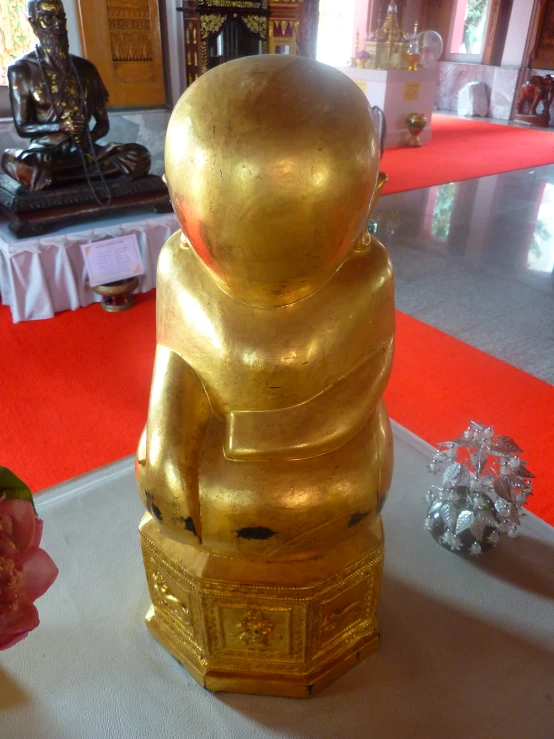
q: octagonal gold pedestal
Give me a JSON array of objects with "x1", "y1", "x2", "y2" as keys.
[{"x1": 140, "y1": 513, "x2": 384, "y2": 698}]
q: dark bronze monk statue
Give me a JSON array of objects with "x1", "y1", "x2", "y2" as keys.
[{"x1": 2, "y1": 0, "x2": 151, "y2": 191}]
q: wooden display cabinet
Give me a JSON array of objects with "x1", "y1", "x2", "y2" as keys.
[{"x1": 178, "y1": 0, "x2": 304, "y2": 87}]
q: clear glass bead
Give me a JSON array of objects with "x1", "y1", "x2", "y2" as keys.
[{"x1": 469, "y1": 542, "x2": 482, "y2": 556}]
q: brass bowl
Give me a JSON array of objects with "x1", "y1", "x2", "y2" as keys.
[
  {"x1": 405, "y1": 112, "x2": 427, "y2": 147},
  {"x1": 91, "y1": 277, "x2": 140, "y2": 312}
]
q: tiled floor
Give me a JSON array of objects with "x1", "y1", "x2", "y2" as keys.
[
  {"x1": 374, "y1": 164, "x2": 554, "y2": 384},
  {"x1": 438, "y1": 110, "x2": 554, "y2": 132}
]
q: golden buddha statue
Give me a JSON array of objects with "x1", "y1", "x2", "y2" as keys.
[{"x1": 136, "y1": 54, "x2": 395, "y2": 697}]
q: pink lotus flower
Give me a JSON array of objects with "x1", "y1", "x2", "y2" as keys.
[{"x1": 0, "y1": 497, "x2": 58, "y2": 650}]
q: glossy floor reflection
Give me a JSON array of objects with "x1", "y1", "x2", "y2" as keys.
[{"x1": 374, "y1": 164, "x2": 554, "y2": 385}]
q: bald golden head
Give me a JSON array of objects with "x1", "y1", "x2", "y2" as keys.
[{"x1": 165, "y1": 55, "x2": 379, "y2": 307}]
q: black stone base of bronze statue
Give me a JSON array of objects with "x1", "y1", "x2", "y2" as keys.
[
  {"x1": 513, "y1": 112, "x2": 550, "y2": 127},
  {"x1": 0, "y1": 174, "x2": 172, "y2": 238}
]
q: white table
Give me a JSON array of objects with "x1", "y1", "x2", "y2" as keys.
[
  {"x1": 2, "y1": 423, "x2": 553, "y2": 738},
  {"x1": 337, "y1": 68, "x2": 439, "y2": 147},
  {"x1": 0, "y1": 210, "x2": 179, "y2": 322}
]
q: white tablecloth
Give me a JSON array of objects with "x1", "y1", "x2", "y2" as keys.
[
  {"x1": 2, "y1": 423, "x2": 553, "y2": 738},
  {"x1": 0, "y1": 210, "x2": 179, "y2": 322}
]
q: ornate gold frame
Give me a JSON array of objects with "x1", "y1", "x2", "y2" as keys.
[{"x1": 199, "y1": 14, "x2": 269, "y2": 74}]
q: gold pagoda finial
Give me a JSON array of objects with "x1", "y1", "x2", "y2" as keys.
[
  {"x1": 365, "y1": 0, "x2": 412, "y2": 69},
  {"x1": 380, "y1": 1, "x2": 404, "y2": 42}
]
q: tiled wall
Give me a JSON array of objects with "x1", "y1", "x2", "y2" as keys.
[
  {"x1": 435, "y1": 62, "x2": 520, "y2": 120},
  {"x1": 435, "y1": 62, "x2": 554, "y2": 124}
]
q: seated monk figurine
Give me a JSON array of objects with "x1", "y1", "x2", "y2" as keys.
[
  {"x1": 2, "y1": 0, "x2": 151, "y2": 191},
  {"x1": 136, "y1": 55, "x2": 394, "y2": 696}
]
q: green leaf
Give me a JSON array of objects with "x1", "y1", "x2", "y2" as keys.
[{"x1": 0, "y1": 467, "x2": 37, "y2": 516}]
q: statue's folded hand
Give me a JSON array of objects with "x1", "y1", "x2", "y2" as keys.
[
  {"x1": 137, "y1": 442, "x2": 204, "y2": 540},
  {"x1": 59, "y1": 118, "x2": 86, "y2": 135}
]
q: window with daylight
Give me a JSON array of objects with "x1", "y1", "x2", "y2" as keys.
[
  {"x1": 0, "y1": 1, "x2": 36, "y2": 86},
  {"x1": 316, "y1": 0, "x2": 356, "y2": 68},
  {"x1": 446, "y1": 0, "x2": 494, "y2": 62}
]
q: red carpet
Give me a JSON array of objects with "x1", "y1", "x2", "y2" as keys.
[
  {"x1": 1, "y1": 298, "x2": 552, "y2": 526},
  {"x1": 382, "y1": 114, "x2": 554, "y2": 195}
]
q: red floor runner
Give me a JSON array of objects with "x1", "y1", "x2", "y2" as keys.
[
  {"x1": 383, "y1": 115, "x2": 554, "y2": 195},
  {"x1": 1, "y1": 298, "x2": 552, "y2": 526},
  {"x1": 387, "y1": 313, "x2": 554, "y2": 526}
]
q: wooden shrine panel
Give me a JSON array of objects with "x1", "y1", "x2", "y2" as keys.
[
  {"x1": 180, "y1": 0, "x2": 311, "y2": 88},
  {"x1": 76, "y1": 0, "x2": 166, "y2": 107},
  {"x1": 533, "y1": 0, "x2": 554, "y2": 69},
  {"x1": 179, "y1": 0, "x2": 269, "y2": 86},
  {"x1": 295, "y1": 0, "x2": 319, "y2": 58},
  {"x1": 481, "y1": 0, "x2": 513, "y2": 67},
  {"x1": 268, "y1": 1, "x2": 304, "y2": 55},
  {"x1": 419, "y1": 0, "x2": 455, "y2": 50}
]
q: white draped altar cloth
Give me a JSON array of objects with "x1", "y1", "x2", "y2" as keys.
[
  {"x1": 2, "y1": 424, "x2": 553, "y2": 739},
  {"x1": 0, "y1": 210, "x2": 179, "y2": 323}
]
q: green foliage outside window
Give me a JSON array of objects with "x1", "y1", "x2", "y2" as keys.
[
  {"x1": 462, "y1": 0, "x2": 490, "y2": 54},
  {"x1": 0, "y1": 1, "x2": 36, "y2": 85}
]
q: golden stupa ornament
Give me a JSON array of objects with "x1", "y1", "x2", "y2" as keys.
[
  {"x1": 136, "y1": 55, "x2": 395, "y2": 698},
  {"x1": 364, "y1": 1, "x2": 410, "y2": 69}
]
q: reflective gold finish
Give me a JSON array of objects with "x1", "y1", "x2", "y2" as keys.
[
  {"x1": 406, "y1": 112, "x2": 427, "y2": 147},
  {"x1": 136, "y1": 55, "x2": 395, "y2": 697},
  {"x1": 140, "y1": 513, "x2": 384, "y2": 697}
]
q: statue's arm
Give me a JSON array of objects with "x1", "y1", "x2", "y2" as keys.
[
  {"x1": 137, "y1": 345, "x2": 212, "y2": 540},
  {"x1": 225, "y1": 335, "x2": 394, "y2": 461},
  {"x1": 86, "y1": 62, "x2": 110, "y2": 141},
  {"x1": 89, "y1": 105, "x2": 109, "y2": 142},
  {"x1": 8, "y1": 65, "x2": 60, "y2": 138}
]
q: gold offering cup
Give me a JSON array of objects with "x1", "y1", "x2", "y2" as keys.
[
  {"x1": 405, "y1": 53, "x2": 422, "y2": 71},
  {"x1": 405, "y1": 113, "x2": 427, "y2": 147}
]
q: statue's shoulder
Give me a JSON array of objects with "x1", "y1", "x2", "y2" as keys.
[
  {"x1": 158, "y1": 231, "x2": 191, "y2": 285},
  {"x1": 343, "y1": 237, "x2": 392, "y2": 284},
  {"x1": 368, "y1": 237, "x2": 393, "y2": 274},
  {"x1": 331, "y1": 238, "x2": 393, "y2": 318},
  {"x1": 8, "y1": 52, "x2": 37, "y2": 73},
  {"x1": 70, "y1": 55, "x2": 109, "y2": 104},
  {"x1": 70, "y1": 54, "x2": 101, "y2": 77}
]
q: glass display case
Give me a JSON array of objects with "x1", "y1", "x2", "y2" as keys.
[
  {"x1": 179, "y1": 0, "x2": 269, "y2": 86},
  {"x1": 178, "y1": 0, "x2": 304, "y2": 86}
]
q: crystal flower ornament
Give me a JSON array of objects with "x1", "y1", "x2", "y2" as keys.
[{"x1": 424, "y1": 422, "x2": 534, "y2": 555}]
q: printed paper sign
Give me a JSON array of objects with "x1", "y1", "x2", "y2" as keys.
[
  {"x1": 81, "y1": 234, "x2": 144, "y2": 287},
  {"x1": 354, "y1": 80, "x2": 368, "y2": 94},
  {"x1": 403, "y1": 82, "x2": 420, "y2": 101}
]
